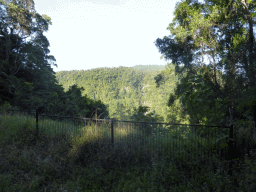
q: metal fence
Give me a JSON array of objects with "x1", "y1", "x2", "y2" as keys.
[
  {"x1": 3, "y1": 110, "x2": 234, "y2": 162},
  {"x1": 4, "y1": 109, "x2": 246, "y2": 175},
  {"x1": 114, "y1": 120, "x2": 234, "y2": 164},
  {"x1": 3, "y1": 109, "x2": 256, "y2": 178}
]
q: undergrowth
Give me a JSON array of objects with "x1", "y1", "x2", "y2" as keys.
[{"x1": 0, "y1": 112, "x2": 256, "y2": 191}]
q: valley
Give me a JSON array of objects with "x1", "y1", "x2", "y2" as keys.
[{"x1": 55, "y1": 65, "x2": 184, "y2": 122}]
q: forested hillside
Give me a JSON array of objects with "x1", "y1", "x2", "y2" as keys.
[
  {"x1": 154, "y1": 0, "x2": 256, "y2": 126},
  {"x1": 0, "y1": 0, "x2": 108, "y2": 118},
  {"x1": 131, "y1": 65, "x2": 165, "y2": 72},
  {"x1": 1, "y1": 0, "x2": 256, "y2": 126},
  {"x1": 56, "y1": 65, "x2": 186, "y2": 122},
  {"x1": 1, "y1": 1, "x2": 256, "y2": 190}
]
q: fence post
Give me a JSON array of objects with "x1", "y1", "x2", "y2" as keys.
[
  {"x1": 36, "y1": 109, "x2": 39, "y2": 140},
  {"x1": 111, "y1": 118, "x2": 115, "y2": 147}
]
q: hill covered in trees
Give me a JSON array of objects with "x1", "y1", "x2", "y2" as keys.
[
  {"x1": 55, "y1": 65, "x2": 187, "y2": 122},
  {"x1": 0, "y1": 0, "x2": 108, "y2": 118},
  {"x1": 2, "y1": 0, "x2": 256, "y2": 126},
  {"x1": 131, "y1": 64, "x2": 165, "y2": 72},
  {"x1": 1, "y1": 1, "x2": 256, "y2": 191}
]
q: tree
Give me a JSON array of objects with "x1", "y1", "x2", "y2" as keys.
[
  {"x1": 0, "y1": 0, "x2": 57, "y2": 110},
  {"x1": 0, "y1": 0, "x2": 110, "y2": 119},
  {"x1": 131, "y1": 105, "x2": 163, "y2": 122},
  {"x1": 155, "y1": 0, "x2": 256, "y2": 124}
]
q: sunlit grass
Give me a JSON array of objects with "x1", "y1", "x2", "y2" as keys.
[
  {"x1": 1, "y1": 112, "x2": 256, "y2": 191},
  {"x1": 0, "y1": 112, "x2": 230, "y2": 165}
]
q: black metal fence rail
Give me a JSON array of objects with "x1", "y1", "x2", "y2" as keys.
[
  {"x1": 117, "y1": 120, "x2": 232, "y2": 158},
  {"x1": 3, "y1": 110, "x2": 235, "y2": 164}
]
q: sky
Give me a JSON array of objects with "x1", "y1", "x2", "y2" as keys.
[{"x1": 33, "y1": 0, "x2": 179, "y2": 72}]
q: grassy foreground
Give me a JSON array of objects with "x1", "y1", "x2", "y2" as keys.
[{"x1": 0, "y1": 112, "x2": 256, "y2": 191}]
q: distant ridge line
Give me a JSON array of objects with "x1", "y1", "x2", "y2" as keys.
[{"x1": 56, "y1": 64, "x2": 166, "y2": 73}]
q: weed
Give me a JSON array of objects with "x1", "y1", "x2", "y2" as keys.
[{"x1": 0, "y1": 112, "x2": 256, "y2": 191}]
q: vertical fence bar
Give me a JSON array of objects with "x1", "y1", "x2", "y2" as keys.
[
  {"x1": 12, "y1": 110, "x2": 244, "y2": 174},
  {"x1": 111, "y1": 118, "x2": 114, "y2": 147}
]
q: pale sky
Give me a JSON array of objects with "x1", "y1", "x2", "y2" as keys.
[{"x1": 33, "y1": 0, "x2": 179, "y2": 72}]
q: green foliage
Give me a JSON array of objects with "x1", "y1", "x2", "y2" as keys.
[
  {"x1": 0, "y1": 0, "x2": 108, "y2": 118},
  {"x1": 56, "y1": 67, "x2": 143, "y2": 119},
  {"x1": 57, "y1": 84, "x2": 108, "y2": 117},
  {"x1": 1, "y1": 113, "x2": 256, "y2": 191},
  {"x1": 131, "y1": 64, "x2": 165, "y2": 72},
  {"x1": 130, "y1": 105, "x2": 163, "y2": 122},
  {"x1": 56, "y1": 65, "x2": 180, "y2": 122},
  {"x1": 155, "y1": 0, "x2": 256, "y2": 125},
  {"x1": 0, "y1": 0, "x2": 54, "y2": 109},
  {"x1": 170, "y1": 65, "x2": 227, "y2": 125}
]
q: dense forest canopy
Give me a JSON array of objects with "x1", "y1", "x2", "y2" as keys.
[
  {"x1": 55, "y1": 65, "x2": 184, "y2": 122},
  {"x1": 131, "y1": 65, "x2": 165, "y2": 72},
  {"x1": 1, "y1": 0, "x2": 256, "y2": 127},
  {"x1": 0, "y1": 0, "x2": 108, "y2": 118},
  {"x1": 155, "y1": 0, "x2": 256, "y2": 125}
]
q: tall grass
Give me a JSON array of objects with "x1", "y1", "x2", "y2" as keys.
[
  {"x1": 0, "y1": 112, "x2": 232, "y2": 171},
  {"x1": 3, "y1": 113, "x2": 229, "y2": 170},
  {"x1": 1, "y1": 112, "x2": 256, "y2": 191}
]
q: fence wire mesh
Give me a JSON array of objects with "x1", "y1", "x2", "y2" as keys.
[
  {"x1": 113, "y1": 120, "x2": 230, "y2": 164},
  {"x1": 2, "y1": 110, "x2": 232, "y2": 170}
]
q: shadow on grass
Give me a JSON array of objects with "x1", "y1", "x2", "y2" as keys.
[{"x1": 1, "y1": 113, "x2": 256, "y2": 191}]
